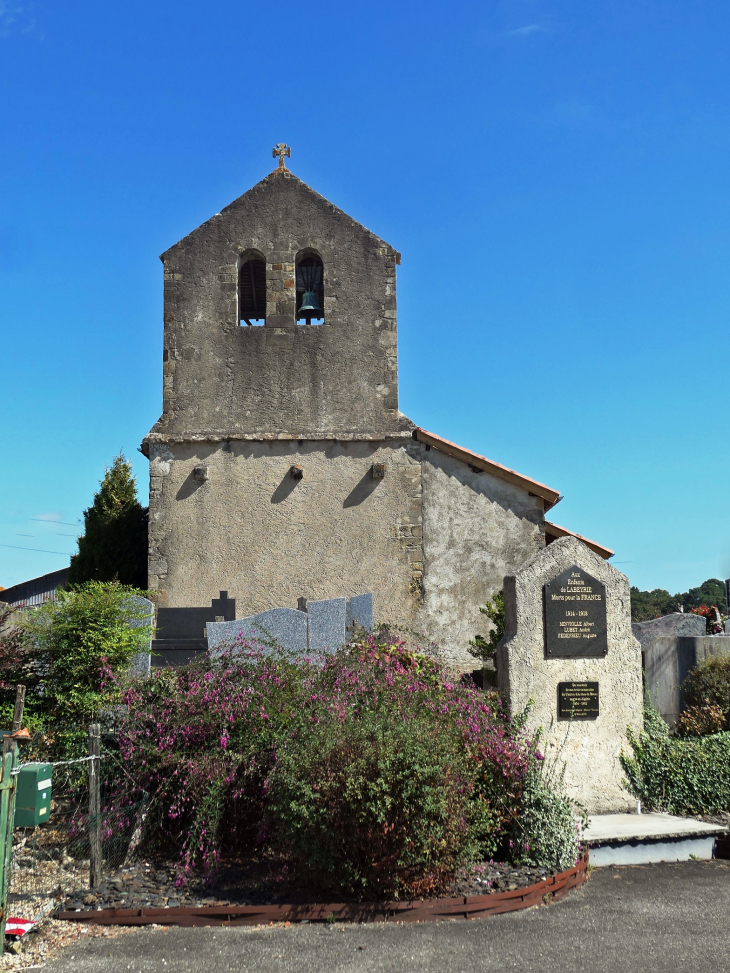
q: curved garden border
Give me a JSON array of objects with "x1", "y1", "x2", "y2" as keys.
[{"x1": 55, "y1": 853, "x2": 589, "y2": 926}]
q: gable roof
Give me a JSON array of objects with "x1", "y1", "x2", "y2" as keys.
[
  {"x1": 413, "y1": 428, "x2": 562, "y2": 509},
  {"x1": 413, "y1": 427, "x2": 614, "y2": 558},
  {"x1": 544, "y1": 521, "x2": 614, "y2": 560},
  {"x1": 161, "y1": 168, "x2": 400, "y2": 260}
]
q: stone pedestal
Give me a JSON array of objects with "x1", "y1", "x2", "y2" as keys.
[{"x1": 496, "y1": 536, "x2": 643, "y2": 813}]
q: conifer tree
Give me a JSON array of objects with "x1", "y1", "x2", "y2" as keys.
[{"x1": 68, "y1": 454, "x2": 148, "y2": 589}]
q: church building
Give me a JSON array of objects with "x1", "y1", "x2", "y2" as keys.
[{"x1": 142, "y1": 147, "x2": 611, "y2": 671}]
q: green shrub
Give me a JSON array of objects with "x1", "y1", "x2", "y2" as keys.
[
  {"x1": 681, "y1": 655, "x2": 730, "y2": 726},
  {"x1": 621, "y1": 699, "x2": 730, "y2": 813},
  {"x1": 509, "y1": 751, "x2": 582, "y2": 872},
  {"x1": 468, "y1": 591, "x2": 505, "y2": 664},
  {"x1": 267, "y1": 709, "x2": 481, "y2": 898},
  {"x1": 0, "y1": 581, "x2": 153, "y2": 760}
]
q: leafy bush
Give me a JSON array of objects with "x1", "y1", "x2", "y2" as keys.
[
  {"x1": 509, "y1": 752, "x2": 582, "y2": 872},
  {"x1": 621, "y1": 698, "x2": 730, "y2": 814},
  {"x1": 675, "y1": 703, "x2": 726, "y2": 737},
  {"x1": 267, "y1": 710, "x2": 479, "y2": 897},
  {"x1": 681, "y1": 655, "x2": 730, "y2": 725},
  {"x1": 0, "y1": 581, "x2": 153, "y2": 759},
  {"x1": 120, "y1": 633, "x2": 532, "y2": 894}
]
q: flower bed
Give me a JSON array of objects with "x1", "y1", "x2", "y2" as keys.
[{"x1": 119, "y1": 632, "x2": 580, "y2": 899}]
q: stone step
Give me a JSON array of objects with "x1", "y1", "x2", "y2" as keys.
[{"x1": 582, "y1": 813, "x2": 727, "y2": 866}]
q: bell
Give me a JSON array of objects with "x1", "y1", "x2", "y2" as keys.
[{"x1": 298, "y1": 290, "x2": 321, "y2": 314}]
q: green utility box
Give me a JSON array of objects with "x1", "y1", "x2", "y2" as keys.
[{"x1": 13, "y1": 763, "x2": 52, "y2": 828}]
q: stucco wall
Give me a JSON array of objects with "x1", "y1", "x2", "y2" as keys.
[
  {"x1": 148, "y1": 439, "x2": 424, "y2": 626},
  {"x1": 417, "y1": 447, "x2": 545, "y2": 670},
  {"x1": 149, "y1": 437, "x2": 547, "y2": 672}
]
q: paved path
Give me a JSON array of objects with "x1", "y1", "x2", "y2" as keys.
[{"x1": 43, "y1": 861, "x2": 730, "y2": 973}]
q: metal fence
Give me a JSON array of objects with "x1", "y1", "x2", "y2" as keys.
[{"x1": 8, "y1": 747, "x2": 145, "y2": 922}]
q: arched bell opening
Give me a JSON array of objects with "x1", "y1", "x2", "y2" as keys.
[
  {"x1": 296, "y1": 251, "x2": 324, "y2": 325},
  {"x1": 238, "y1": 253, "x2": 266, "y2": 326}
]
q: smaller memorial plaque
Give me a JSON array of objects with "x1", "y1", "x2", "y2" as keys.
[
  {"x1": 544, "y1": 564, "x2": 608, "y2": 658},
  {"x1": 558, "y1": 681, "x2": 599, "y2": 720}
]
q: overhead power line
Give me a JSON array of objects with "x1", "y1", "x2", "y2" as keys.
[
  {"x1": 30, "y1": 519, "x2": 81, "y2": 527},
  {"x1": 0, "y1": 544, "x2": 73, "y2": 556}
]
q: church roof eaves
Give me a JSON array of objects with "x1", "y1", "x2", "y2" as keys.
[
  {"x1": 159, "y1": 169, "x2": 399, "y2": 261},
  {"x1": 544, "y1": 521, "x2": 614, "y2": 560},
  {"x1": 412, "y1": 427, "x2": 562, "y2": 510}
]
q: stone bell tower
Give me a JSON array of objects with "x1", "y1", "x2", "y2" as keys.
[{"x1": 147, "y1": 147, "x2": 411, "y2": 446}]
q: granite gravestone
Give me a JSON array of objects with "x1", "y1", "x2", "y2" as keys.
[
  {"x1": 206, "y1": 593, "x2": 373, "y2": 658},
  {"x1": 307, "y1": 598, "x2": 346, "y2": 652},
  {"x1": 496, "y1": 535, "x2": 643, "y2": 813},
  {"x1": 207, "y1": 608, "x2": 307, "y2": 656},
  {"x1": 126, "y1": 596, "x2": 154, "y2": 677}
]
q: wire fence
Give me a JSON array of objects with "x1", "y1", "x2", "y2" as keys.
[{"x1": 7, "y1": 747, "x2": 146, "y2": 922}]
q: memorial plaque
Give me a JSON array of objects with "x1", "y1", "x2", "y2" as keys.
[
  {"x1": 558, "y1": 681, "x2": 599, "y2": 720},
  {"x1": 544, "y1": 565, "x2": 608, "y2": 658}
]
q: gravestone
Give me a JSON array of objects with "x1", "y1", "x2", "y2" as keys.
[
  {"x1": 496, "y1": 535, "x2": 643, "y2": 813},
  {"x1": 206, "y1": 592, "x2": 375, "y2": 658},
  {"x1": 307, "y1": 598, "x2": 346, "y2": 652},
  {"x1": 346, "y1": 593, "x2": 373, "y2": 634},
  {"x1": 207, "y1": 608, "x2": 307, "y2": 656},
  {"x1": 635, "y1": 613, "x2": 730, "y2": 726},
  {"x1": 126, "y1": 596, "x2": 154, "y2": 677}
]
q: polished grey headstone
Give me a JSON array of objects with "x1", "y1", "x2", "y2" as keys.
[
  {"x1": 346, "y1": 593, "x2": 373, "y2": 633},
  {"x1": 307, "y1": 597, "x2": 346, "y2": 652},
  {"x1": 207, "y1": 608, "x2": 307, "y2": 656}
]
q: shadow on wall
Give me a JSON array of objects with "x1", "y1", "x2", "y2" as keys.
[
  {"x1": 343, "y1": 469, "x2": 382, "y2": 508},
  {"x1": 420, "y1": 447, "x2": 543, "y2": 522},
  {"x1": 271, "y1": 471, "x2": 301, "y2": 504},
  {"x1": 176, "y1": 471, "x2": 206, "y2": 501}
]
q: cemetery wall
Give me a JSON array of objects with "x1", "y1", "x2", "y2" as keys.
[{"x1": 148, "y1": 438, "x2": 545, "y2": 670}]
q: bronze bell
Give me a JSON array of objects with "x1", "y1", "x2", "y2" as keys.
[{"x1": 298, "y1": 290, "x2": 322, "y2": 314}]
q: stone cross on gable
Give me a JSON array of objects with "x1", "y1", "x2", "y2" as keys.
[{"x1": 272, "y1": 143, "x2": 291, "y2": 171}]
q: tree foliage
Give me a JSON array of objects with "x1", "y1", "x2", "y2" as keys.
[
  {"x1": 68, "y1": 454, "x2": 148, "y2": 589},
  {"x1": 630, "y1": 578, "x2": 727, "y2": 622},
  {"x1": 468, "y1": 591, "x2": 505, "y2": 663},
  {"x1": 0, "y1": 581, "x2": 153, "y2": 757}
]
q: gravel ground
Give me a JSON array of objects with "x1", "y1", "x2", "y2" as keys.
[
  {"x1": 1, "y1": 919, "x2": 138, "y2": 970},
  {"x1": 58, "y1": 859, "x2": 560, "y2": 913}
]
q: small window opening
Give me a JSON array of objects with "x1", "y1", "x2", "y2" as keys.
[
  {"x1": 296, "y1": 255, "x2": 324, "y2": 325},
  {"x1": 239, "y1": 257, "x2": 266, "y2": 326}
]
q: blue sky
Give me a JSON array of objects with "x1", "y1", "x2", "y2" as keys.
[{"x1": 1, "y1": 0, "x2": 729, "y2": 594}]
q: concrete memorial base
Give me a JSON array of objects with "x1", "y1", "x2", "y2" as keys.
[{"x1": 583, "y1": 813, "x2": 726, "y2": 865}]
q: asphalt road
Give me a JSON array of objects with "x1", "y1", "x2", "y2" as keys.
[{"x1": 43, "y1": 861, "x2": 730, "y2": 973}]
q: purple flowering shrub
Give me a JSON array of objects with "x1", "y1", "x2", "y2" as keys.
[{"x1": 120, "y1": 632, "x2": 533, "y2": 895}]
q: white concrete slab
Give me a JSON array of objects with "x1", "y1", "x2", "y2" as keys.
[{"x1": 583, "y1": 813, "x2": 725, "y2": 843}]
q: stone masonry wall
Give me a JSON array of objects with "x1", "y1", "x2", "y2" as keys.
[{"x1": 148, "y1": 439, "x2": 424, "y2": 630}]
